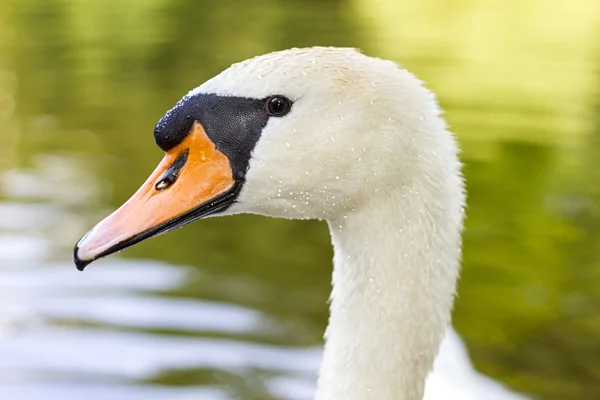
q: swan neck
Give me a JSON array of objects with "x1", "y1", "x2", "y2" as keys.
[{"x1": 316, "y1": 185, "x2": 463, "y2": 400}]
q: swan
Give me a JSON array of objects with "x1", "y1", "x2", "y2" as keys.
[{"x1": 73, "y1": 47, "x2": 526, "y2": 400}]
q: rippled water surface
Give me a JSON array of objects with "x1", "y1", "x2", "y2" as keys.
[{"x1": 1, "y1": 1, "x2": 600, "y2": 399}]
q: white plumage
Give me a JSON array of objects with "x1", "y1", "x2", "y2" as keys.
[
  {"x1": 426, "y1": 329, "x2": 529, "y2": 400},
  {"x1": 187, "y1": 47, "x2": 528, "y2": 400}
]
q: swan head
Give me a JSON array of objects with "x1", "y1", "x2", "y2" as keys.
[{"x1": 74, "y1": 47, "x2": 457, "y2": 270}]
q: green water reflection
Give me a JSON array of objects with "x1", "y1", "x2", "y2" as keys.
[{"x1": 1, "y1": 0, "x2": 600, "y2": 398}]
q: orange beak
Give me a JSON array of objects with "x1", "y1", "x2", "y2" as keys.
[{"x1": 74, "y1": 122, "x2": 237, "y2": 270}]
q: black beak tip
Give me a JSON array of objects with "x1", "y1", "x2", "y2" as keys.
[{"x1": 73, "y1": 245, "x2": 91, "y2": 271}]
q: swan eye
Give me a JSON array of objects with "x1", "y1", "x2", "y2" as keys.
[{"x1": 265, "y1": 96, "x2": 292, "y2": 117}]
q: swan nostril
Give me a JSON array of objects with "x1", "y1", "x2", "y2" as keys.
[
  {"x1": 155, "y1": 149, "x2": 189, "y2": 191},
  {"x1": 155, "y1": 177, "x2": 174, "y2": 191}
]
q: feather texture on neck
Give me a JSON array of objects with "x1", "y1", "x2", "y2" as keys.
[{"x1": 317, "y1": 134, "x2": 464, "y2": 400}]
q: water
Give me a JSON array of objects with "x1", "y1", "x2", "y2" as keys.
[{"x1": 1, "y1": 1, "x2": 600, "y2": 399}]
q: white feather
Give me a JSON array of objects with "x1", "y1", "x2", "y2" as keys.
[{"x1": 191, "y1": 47, "x2": 528, "y2": 400}]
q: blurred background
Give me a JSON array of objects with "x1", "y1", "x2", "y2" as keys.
[{"x1": 0, "y1": 0, "x2": 599, "y2": 399}]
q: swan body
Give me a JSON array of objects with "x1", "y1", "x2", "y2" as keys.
[
  {"x1": 74, "y1": 47, "x2": 526, "y2": 400},
  {"x1": 426, "y1": 329, "x2": 528, "y2": 400}
]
